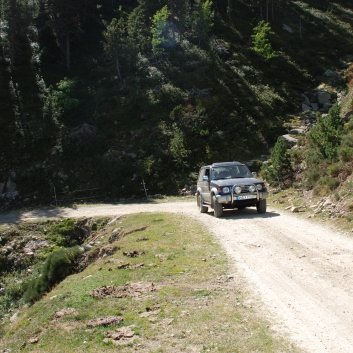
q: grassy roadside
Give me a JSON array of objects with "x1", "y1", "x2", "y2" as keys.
[{"x1": 0, "y1": 212, "x2": 300, "y2": 353}]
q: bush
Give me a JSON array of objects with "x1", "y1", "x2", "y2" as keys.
[
  {"x1": 338, "y1": 145, "x2": 353, "y2": 162},
  {"x1": 304, "y1": 166, "x2": 322, "y2": 190},
  {"x1": 306, "y1": 104, "x2": 343, "y2": 161},
  {"x1": 249, "y1": 159, "x2": 263, "y2": 173},
  {"x1": 262, "y1": 137, "x2": 292, "y2": 187},
  {"x1": 23, "y1": 246, "x2": 82, "y2": 303},
  {"x1": 328, "y1": 162, "x2": 342, "y2": 177},
  {"x1": 251, "y1": 20, "x2": 277, "y2": 60},
  {"x1": 45, "y1": 219, "x2": 86, "y2": 247},
  {"x1": 6, "y1": 282, "x2": 24, "y2": 301},
  {"x1": 313, "y1": 176, "x2": 339, "y2": 196}
]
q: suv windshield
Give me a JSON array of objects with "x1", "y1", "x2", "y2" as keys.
[{"x1": 211, "y1": 165, "x2": 252, "y2": 180}]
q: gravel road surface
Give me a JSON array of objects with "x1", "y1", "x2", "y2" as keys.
[{"x1": 1, "y1": 201, "x2": 353, "y2": 352}]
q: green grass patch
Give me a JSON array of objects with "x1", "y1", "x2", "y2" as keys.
[{"x1": 0, "y1": 213, "x2": 301, "y2": 352}]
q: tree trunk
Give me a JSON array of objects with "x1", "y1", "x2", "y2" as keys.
[
  {"x1": 8, "y1": 0, "x2": 17, "y2": 70},
  {"x1": 299, "y1": 18, "x2": 302, "y2": 39},
  {"x1": 66, "y1": 32, "x2": 70, "y2": 70},
  {"x1": 272, "y1": 0, "x2": 274, "y2": 22},
  {"x1": 116, "y1": 56, "x2": 122, "y2": 80}
]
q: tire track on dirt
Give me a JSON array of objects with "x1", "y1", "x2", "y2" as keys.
[{"x1": 1, "y1": 201, "x2": 353, "y2": 352}]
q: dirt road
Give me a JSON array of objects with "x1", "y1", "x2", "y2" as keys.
[{"x1": 1, "y1": 201, "x2": 353, "y2": 353}]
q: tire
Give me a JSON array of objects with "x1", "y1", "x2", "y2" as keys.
[
  {"x1": 256, "y1": 199, "x2": 267, "y2": 214},
  {"x1": 197, "y1": 193, "x2": 208, "y2": 213},
  {"x1": 213, "y1": 195, "x2": 223, "y2": 218}
]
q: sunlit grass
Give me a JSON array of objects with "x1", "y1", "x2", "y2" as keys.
[{"x1": 0, "y1": 213, "x2": 301, "y2": 353}]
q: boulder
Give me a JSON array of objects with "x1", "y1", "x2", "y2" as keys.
[
  {"x1": 311, "y1": 103, "x2": 319, "y2": 111},
  {"x1": 288, "y1": 128, "x2": 304, "y2": 135},
  {"x1": 10, "y1": 312, "x2": 19, "y2": 323},
  {"x1": 344, "y1": 110, "x2": 353, "y2": 121},
  {"x1": 83, "y1": 244, "x2": 93, "y2": 252},
  {"x1": 87, "y1": 316, "x2": 123, "y2": 327},
  {"x1": 3, "y1": 178, "x2": 18, "y2": 199},
  {"x1": 23, "y1": 240, "x2": 49, "y2": 253},
  {"x1": 302, "y1": 103, "x2": 311, "y2": 112},
  {"x1": 282, "y1": 24, "x2": 293, "y2": 33},
  {"x1": 317, "y1": 91, "x2": 331, "y2": 105},
  {"x1": 301, "y1": 93, "x2": 310, "y2": 105},
  {"x1": 324, "y1": 69, "x2": 338, "y2": 78},
  {"x1": 280, "y1": 134, "x2": 297, "y2": 147},
  {"x1": 69, "y1": 123, "x2": 96, "y2": 142},
  {"x1": 57, "y1": 171, "x2": 68, "y2": 181}
]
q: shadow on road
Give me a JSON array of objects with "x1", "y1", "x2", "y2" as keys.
[
  {"x1": 202, "y1": 207, "x2": 280, "y2": 220},
  {"x1": 0, "y1": 200, "x2": 185, "y2": 224},
  {"x1": 0, "y1": 207, "x2": 77, "y2": 224}
]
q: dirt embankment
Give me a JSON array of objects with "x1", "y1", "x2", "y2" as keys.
[{"x1": 1, "y1": 201, "x2": 353, "y2": 353}]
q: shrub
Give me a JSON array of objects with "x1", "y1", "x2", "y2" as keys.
[
  {"x1": 262, "y1": 137, "x2": 292, "y2": 187},
  {"x1": 249, "y1": 159, "x2": 263, "y2": 173},
  {"x1": 313, "y1": 176, "x2": 339, "y2": 196},
  {"x1": 328, "y1": 162, "x2": 342, "y2": 177},
  {"x1": 6, "y1": 282, "x2": 24, "y2": 301},
  {"x1": 23, "y1": 246, "x2": 82, "y2": 303},
  {"x1": 338, "y1": 145, "x2": 353, "y2": 162},
  {"x1": 304, "y1": 166, "x2": 322, "y2": 189},
  {"x1": 306, "y1": 104, "x2": 343, "y2": 161},
  {"x1": 45, "y1": 219, "x2": 86, "y2": 247},
  {"x1": 251, "y1": 20, "x2": 277, "y2": 60}
]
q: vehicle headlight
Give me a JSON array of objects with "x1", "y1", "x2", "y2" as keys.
[
  {"x1": 249, "y1": 185, "x2": 256, "y2": 193},
  {"x1": 222, "y1": 187, "x2": 230, "y2": 193},
  {"x1": 234, "y1": 186, "x2": 242, "y2": 194},
  {"x1": 256, "y1": 183, "x2": 263, "y2": 191}
]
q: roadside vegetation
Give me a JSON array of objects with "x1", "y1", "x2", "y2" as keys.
[
  {"x1": 1, "y1": 0, "x2": 353, "y2": 206},
  {"x1": 259, "y1": 62, "x2": 353, "y2": 234},
  {"x1": 0, "y1": 213, "x2": 301, "y2": 352}
]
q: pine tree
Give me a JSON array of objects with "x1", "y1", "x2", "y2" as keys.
[
  {"x1": 270, "y1": 137, "x2": 291, "y2": 183},
  {"x1": 151, "y1": 5, "x2": 170, "y2": 56},
  {"x1": 45, "y1": 0, "x2": 90, "y2": 70},
  {"x1": 193, "y1": 0, "x2": 214, "y2": 46},
  {"x1": 308, "y1": 104, "x2": 343, "y2": 161},
  {"x1": 251, "y1": 20, "x2": 276, "y2": 60},
  {"x1": 103, "y1": 18, "x2": 126, "y2": 80}
]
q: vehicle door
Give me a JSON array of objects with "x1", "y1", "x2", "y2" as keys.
[{"x1": 202, "y1": 167, "x2": 211, "y2": 202}]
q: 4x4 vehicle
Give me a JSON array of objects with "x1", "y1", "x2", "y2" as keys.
[{"x1": 196, "y1": 161, "x2": 268, "y2": 217}]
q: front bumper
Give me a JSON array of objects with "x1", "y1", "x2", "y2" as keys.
[{"x1": 216, "y1": 190, "x2": 268, "y2": 204}]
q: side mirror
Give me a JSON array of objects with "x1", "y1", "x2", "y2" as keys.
[
  {"x1": 252, "y1": 172, "x2": 257, "y2": 177},
  {"x1": 203, "y1": 175, "x2": 209, "y2": 181}
]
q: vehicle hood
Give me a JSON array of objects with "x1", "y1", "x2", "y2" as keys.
[{"x1": 211, "y1": 177, "x2": 264, "y2": 186}]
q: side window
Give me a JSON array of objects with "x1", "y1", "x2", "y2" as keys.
[
  {"x1": 198, "y1": 168, "x2": 205, "y2": 182},
  {"x1": 198, "y1": 168, "x2": 210, "y2": 181}
]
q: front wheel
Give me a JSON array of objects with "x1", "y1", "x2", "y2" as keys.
[
  {"x1": 256, "y1": 199, "x2": 267, "y2": 214},
  {"x1": 197, "y1": 194, "x2": 208, "y2": 213},
  {"x1": 213, "y1": 195, "x2": 223, "y2": 218}
]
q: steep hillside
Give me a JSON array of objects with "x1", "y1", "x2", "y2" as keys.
[{"x1": 1, "y1": 0, "x2": 353, "y2": 207}]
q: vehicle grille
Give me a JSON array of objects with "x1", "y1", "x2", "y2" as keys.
[{"x1": 232, "y1": 185, "x2": 253, "y2": 194}]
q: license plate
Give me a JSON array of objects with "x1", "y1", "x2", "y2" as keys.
[{"x1": 235, "y1": 195, "x2": 256, "y2": 200}]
